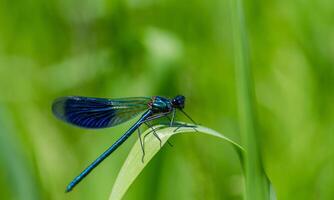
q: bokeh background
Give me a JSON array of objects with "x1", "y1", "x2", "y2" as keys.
[{"x1": 0, "y1": 0, "x2": 333, "y2": 199}]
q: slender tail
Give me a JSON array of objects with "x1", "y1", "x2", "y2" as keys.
[{"x1": 66, "y1": 110, "x2": 153, "y2": 192}]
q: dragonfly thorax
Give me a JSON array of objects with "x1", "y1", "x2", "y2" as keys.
[{"x1": 150, "y1": 96, "x2": 173, "y2": 113}]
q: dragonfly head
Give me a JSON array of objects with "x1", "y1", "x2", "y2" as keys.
[{"x1": 172, "y1": 95, "x2": 185, "y2": 109}]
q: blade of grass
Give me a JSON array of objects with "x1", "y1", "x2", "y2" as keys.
[
  {"x1": 108, "y1": 123, "x2": 244, "y2": 200},
  {"x1": 230, "y1": 0, "x2": 271, "y2": 199}
]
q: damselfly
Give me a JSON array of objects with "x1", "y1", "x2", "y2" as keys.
[{"x1": 52, "y1": 95, "x2": 196, "y2": 192}]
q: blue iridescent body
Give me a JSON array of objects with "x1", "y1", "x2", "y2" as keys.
[{"x1": 52, "y1": 95, "x2": 188, "y2": 192}]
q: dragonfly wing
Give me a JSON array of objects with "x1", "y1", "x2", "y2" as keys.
[{"x1": 52, "y1": 96, "x2": 150, "y2": 129}]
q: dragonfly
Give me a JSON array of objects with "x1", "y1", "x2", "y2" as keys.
[{"x1": 52, "y1": 95, "x2": 196, "y2": 192}]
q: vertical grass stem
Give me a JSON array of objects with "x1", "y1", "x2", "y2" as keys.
[{"x1": 230, "y1": 0, "x2": 270, "y2": 199}]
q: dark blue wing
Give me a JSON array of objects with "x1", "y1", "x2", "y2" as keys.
[{"x1": 52, "y1": 96, "x2": 151, "y2": 129}]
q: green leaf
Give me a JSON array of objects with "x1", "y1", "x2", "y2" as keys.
[
  {"x1": 230, "y1": 0, "x2": 273, "y2": 198},
  {"x1": 108, "y1": 123, "x2": 244, "y2": 200}
]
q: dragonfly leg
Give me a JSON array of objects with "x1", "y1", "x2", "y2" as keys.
[
  {"x1": 141, "y1": 125, "x2": 173, "y2": 147},
  {"x1": 140, "y1": 112, "x2": 171, "y2": 124},
  {"x1": 137, "y1": 128, "x2": 145, "y2": 163},
  {"x1": 143, "y1": 130, "x2": 151, "y2": 145},
  {"x1": 173, "y1": 126, "x2": 181, "y2": 132},
  {"x1": 160, "y1": 116, "x2": 174, "y2": 147},
  {"x1": 144, "y1": 122, "x2": 162, "y2": 147},
  {"x1": 173, "y1": 123, "x2": 198, "y2": 133},
  {"x1": 153, "y1": 132, "x2": 162, "y2": 148},
  {"x1": 179, "y1": 109, "x2": 197, "y2": 125},
  {"x1": 170, "y1": 109, "x2": 176, "y2": 126},
  {"x1": 166, "y1": 140, "x2": 173, "y2": 147}
]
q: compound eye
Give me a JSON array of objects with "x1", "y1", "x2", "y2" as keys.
[
  {"x1": 178, "y1": 96, "x2": 185, "y2": 104},
  {"x1": 172, "y1": 95, "x2": 185, "y2": 109}
]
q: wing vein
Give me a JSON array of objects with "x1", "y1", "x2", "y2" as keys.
[{"x1": 52, "y1": 96, "x2": 150, "y2": 128}]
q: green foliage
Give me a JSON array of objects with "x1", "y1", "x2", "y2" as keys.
[
  {"x1": 0, "y1": 0, "x2": 333, "y2": 199},
  {"x1": 231, "y1": 0, "x2": 270, "y2": 199},
  {"x1": 109, "y1": 124, "x2": 244, "y2": 200}
]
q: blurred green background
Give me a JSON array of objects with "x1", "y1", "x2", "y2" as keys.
[{"x1": 0, "y1": 0, "x2": 333, "y2": 199}]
